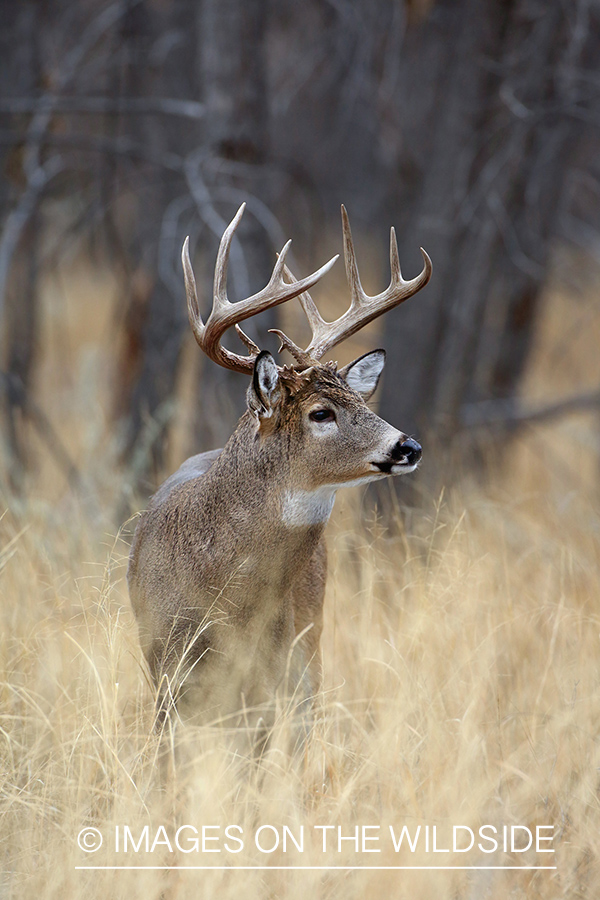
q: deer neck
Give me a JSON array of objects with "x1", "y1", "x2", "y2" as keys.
[{"x1": 208, "y1": 412, "x2": 336, "y2": 538}]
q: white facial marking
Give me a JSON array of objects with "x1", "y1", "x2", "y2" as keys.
[
  {"x1": 369, "y1": 461, "x2": 419, "y2": 476},
  {"x1": 310, "y1": 419, "x2": 337, "y2": 437},
  {"x1": 391, "y1": 462, "x2": 419, "y2": 475}
]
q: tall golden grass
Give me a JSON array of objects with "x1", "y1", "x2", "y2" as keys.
[{"x1": 0, "y1": 261, "x2": 599, "y2": 898}]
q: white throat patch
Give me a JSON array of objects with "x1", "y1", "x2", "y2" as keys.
[{"x1": 280, "y1": 486, "x2": 337, "y2": 528}]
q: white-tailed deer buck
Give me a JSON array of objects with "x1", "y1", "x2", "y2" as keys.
[{"x1": 128, "y1": 204, "x2": 431, "y2": 742}]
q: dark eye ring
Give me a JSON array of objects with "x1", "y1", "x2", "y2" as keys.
[{"x1": 309, "y1": 409, "x2": 336, "y2": 423}]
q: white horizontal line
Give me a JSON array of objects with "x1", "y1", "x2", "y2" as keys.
[{"x1": 75, "y1": 865, "x2": 557, "y2": 871}]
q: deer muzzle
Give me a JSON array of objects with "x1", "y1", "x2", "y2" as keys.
[{"x1": 374, "y1": 437, "x2": 422, "y2": 474}]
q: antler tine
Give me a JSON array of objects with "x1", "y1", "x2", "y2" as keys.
[
  {"x1": 213, "y1": 202, "x2": 246, "y2": 312},
  {"x1": 389, "y1": 225, "x2": 401, "y2": 282},
  {"x1": 341, "y1": 204, "x2": 363, "y2": 310},
  {"x1": 183, "y1": 204, "x2": 339, "y2": 375},
  {"x1": 182, "y1": 235, "x2": 204, "y2": 344},
  {"x1": 389, "y1": 221, "x2": 433, "y2": 295},
  {"x1": 300, "y1": 205, "x2": 432, "y2": 361},
  {"x1": 268, "y1": 261, "x2": 327, "y2": 367},
  {"x1": 296, "y1": 277, "x2": 328, "y2": 337},
  {"x1": 234, "y1": 324, "x2": 261, "y2": 355}
]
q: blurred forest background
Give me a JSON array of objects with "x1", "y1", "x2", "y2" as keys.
[
  {"x1": 0, "y1": 0, "x2": 599, "y2": 506},
  {"x1": 2, "y1": 5, "x2": 600, "y2": 897}
]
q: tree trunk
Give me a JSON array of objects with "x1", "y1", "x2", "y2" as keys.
[
  {"x1": 193, "y1": 0, "x2": 275, "y2": 451},
  {"x1": 116, "y1": 0, "x2": 199, "y2": 485},
  {"x1": 378, "y1": 0, "x2": 507, "y2": 439},
  {"x1": 0, "y1": 0, "x2": 41, "y2": 491},
  {"x1": 377, "y1": 0, "x2": 593, "y2": 490}
]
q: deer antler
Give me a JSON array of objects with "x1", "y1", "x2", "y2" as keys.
[
  {"x1": 270, "y1": 205, "x2": 431, "y2": 366},
  {"x1": 182, "y1": 203, "x2": 338, "y2": 375}
]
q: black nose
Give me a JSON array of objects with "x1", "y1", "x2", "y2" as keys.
[{"x1": 391, "y1": 437, "x2": 422, "y2": 466}]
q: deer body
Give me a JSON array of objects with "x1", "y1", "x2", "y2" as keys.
[
  {"x1": 128, "y1": 205, "x2": 431, "y2": 737},
  {"x1": 129, "y1": 420, "x2": 327, "y2": 725}
]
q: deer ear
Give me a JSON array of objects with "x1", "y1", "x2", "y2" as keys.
[
  {"x1": 339, "y1": 349, "x2": 386, "y2": 401},
  {"x1": 247, "y1": 351, "x2": 281, "y2": 418}
]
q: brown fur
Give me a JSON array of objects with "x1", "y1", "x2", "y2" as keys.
[{"x1": 128, "y1": 361, "x2": 412, "y2": 739}]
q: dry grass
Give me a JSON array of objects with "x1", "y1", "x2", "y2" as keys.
[{"x1": 0, "y1": 259, "x2": 599, "y2": 898}]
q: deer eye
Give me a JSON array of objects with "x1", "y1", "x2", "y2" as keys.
[{"x1": 309, "y1": 408, "x2": 336, "y2": 423}]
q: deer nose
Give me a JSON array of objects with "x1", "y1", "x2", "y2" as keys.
[{"x1": 391, "y1": 437, "x2": 422, "y2": 466}]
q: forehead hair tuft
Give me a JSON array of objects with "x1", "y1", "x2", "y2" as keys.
[{"x1": 279, "y1": 360, "x2": 362, "y2": 404}]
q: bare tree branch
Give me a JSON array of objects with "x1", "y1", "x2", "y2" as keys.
[
  {"x1": 0, "y1": 1, "x2": 146, "y2": 320},
  {"x1": 462, "y1": 388, "x2": 600, "y2": 428},
  {"x1": 0, "y1": 96, "x2": 205, "y2": 119},
  {"x1": 24, "y1": 1, "x2": 143, "y2": 178},
  {"x1": 0, "y1": 156, "x2": 65, "y2": 322}
]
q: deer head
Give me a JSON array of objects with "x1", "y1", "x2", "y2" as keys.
[{"x1": 181, "y1": 204, "x2": 431, "y2": 505}]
